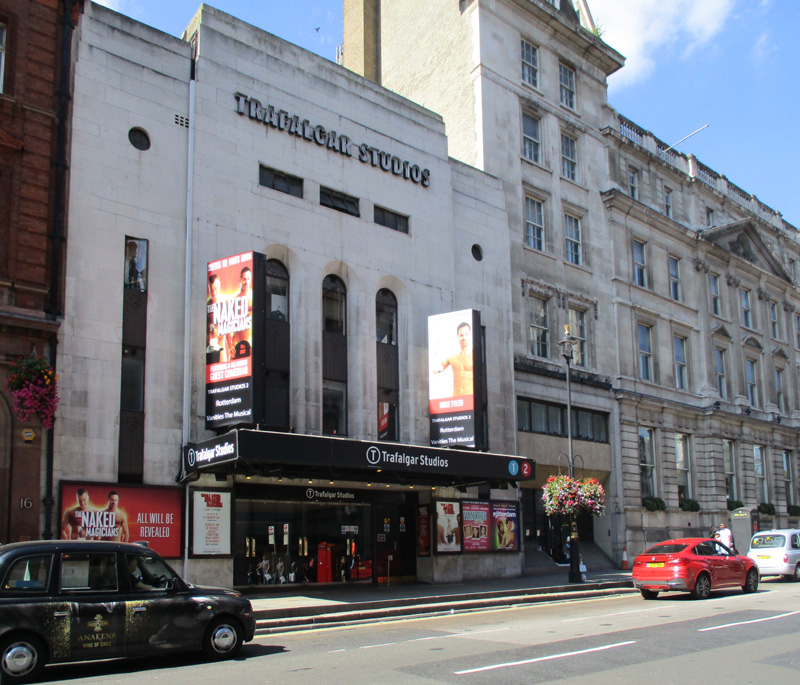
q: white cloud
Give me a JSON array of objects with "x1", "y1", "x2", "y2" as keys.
[
  {"x1": 751, "y1": 30, "x2": 776, "y2": 65},
  {"x1": 588, "y1": 0, "x2": 737, "y2": 89}
]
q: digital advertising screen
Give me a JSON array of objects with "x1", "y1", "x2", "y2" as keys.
[
  {"x1": 205, "y1": 251, "x2": 266, "y2": 429},
  {"x1": 491, "y1": 502, "x2": 520, "y2": 552},
  {"x1": 427, "y1": 309, "x2": 482, "y2": 448}
]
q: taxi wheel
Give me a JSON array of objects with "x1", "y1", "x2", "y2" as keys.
[
  {"x1": 0, "y1": 634, "x2": 47, "y2": 683},
  {"x1": 640, "y1": 589, "x2": 659, "y2": 600},
  {"x1": 202, "y1": 617, "x2": 243, "y2": 660},
  {"x1": 691, "y1": 573, "x2": 711, "y2": 600},
  {"x1": 742, "y1": 568, "x2": 759, "y2": 593},
  {"x1": 783, "y1": 564, "x2": 800, "y2": 582}
]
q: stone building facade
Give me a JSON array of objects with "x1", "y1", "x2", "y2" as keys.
[
  {"x1": 57, "y1": 2, "x2": 527, "y2": 586},
  {"x1": 342, "y1": 0, "x2": 800, "y2": 562}
]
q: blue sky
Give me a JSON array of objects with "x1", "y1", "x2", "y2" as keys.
[{"x1": 97, "y1": 1, "x2": 799, "y2": 226}]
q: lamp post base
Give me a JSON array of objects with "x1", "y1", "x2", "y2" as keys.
[{"x1": 568, "y1": 534, "x2": 583, "y2": 583}]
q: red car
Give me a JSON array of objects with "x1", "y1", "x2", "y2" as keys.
[{"x1": 632, "y1": 537, "x2": 759, "y2": 600}]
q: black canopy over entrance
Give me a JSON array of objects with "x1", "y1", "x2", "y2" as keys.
[{"x1": 181, "y1": 429, "x2": 535, "y2": 488}]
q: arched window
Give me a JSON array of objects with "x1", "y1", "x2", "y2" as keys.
[
  {"x1": 322, "y1": 275, "x2": 346, "y2": 335},
  {"x1": 376, "y1": 289, "x2": 399, "y2": 441},
  {"x1": 375, "y1": 288, "x2": 397, "y2": 345},
  {"x1": 266, "y1": 259, "x2": 289, "y2": 321},
  {"x1": 322, "y1": 275, "x2": 347, "y2": 435}
]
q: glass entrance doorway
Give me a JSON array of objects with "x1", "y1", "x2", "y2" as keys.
[{"x1": 231, "y1": 486, "x2": 419, "y2": 586}]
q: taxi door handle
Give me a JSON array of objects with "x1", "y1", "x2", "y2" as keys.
[
  {"x1": 53, "y1": 611, "x2": 70, "y2": 618},
  {"x1": 133, "y1": 606, "x2": 147, "y2": 613}
]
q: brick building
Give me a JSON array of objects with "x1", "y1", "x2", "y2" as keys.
[{"x1": 0, "y1": 0, "x2": 80, "y2": 542}]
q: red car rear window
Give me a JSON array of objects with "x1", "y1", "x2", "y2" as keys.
[{"x1": 644, "y1": 543, "x2": 687, "y2": 555}]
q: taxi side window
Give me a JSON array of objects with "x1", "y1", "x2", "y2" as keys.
[
  {"x1": 126, "y1": 553, "x2": 174, "y2": 591},
  {"x1": 1, "y1": 554, "x2": 52, "y2": 592},
  {"x1": 60, "y1": 553, "x2": 119, "y2": 592},
  {"x1": 793, "y1": 535, "x2": 800, "y2": 549}
]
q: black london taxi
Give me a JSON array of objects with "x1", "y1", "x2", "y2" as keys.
[{"x1": 0, "y1": 540, "x2": 256, "y2": 682}]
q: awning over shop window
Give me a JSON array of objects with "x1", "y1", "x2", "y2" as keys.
[{"x1": 180, "y1": 429, "x2": 534, "y2": 488}]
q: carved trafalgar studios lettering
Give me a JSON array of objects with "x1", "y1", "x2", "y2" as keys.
[{"x1": 234, "y1": 92, "x2": 431, "y2": 188}]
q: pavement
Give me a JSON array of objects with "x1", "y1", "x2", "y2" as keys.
[{"x1": 239, "y1": 568, "x2": 635, "y2": 634}]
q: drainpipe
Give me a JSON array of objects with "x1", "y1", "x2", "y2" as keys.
[
  {"x1": 43, "y1": 0, "x2": 79, "y2": 539},
  {"x1": 181, "y1": 48, "x2": 197, "y2": 579}
]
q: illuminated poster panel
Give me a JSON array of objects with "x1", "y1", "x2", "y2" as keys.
[
  {"x1": 191, "y1": 489, "x2": 232, "y2": 556},
  {"x1": 461, "y1": 501, "x2": 491, "y2": 552},
  {"x1": 435, "y1": 500, "x2": 462, "y2": 554},
  {"x1": 428, "y1": 309, "x2": 482, "y2": 448},
  {"x1": 205, "y1": 251, "x2": 266, "y2": 429},
  {"x1": 491, "y1": 502, "x2": 520, "y2": 552},
  {"x1": 59, "y1": 482, "x2": 183, "y2": 557}
]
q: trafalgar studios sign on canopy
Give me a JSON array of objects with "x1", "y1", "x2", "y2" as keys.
[
  {"x1": 205, "y1": 251, "x2": 267, "y2": 430},
  {"x1": 427, "y1": 309, "x2": 485, "y2": 449}
]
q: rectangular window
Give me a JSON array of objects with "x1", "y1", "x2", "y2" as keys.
[
  {"x1": 637, "y1": 323, "x2": 653, "y2": 381},
  {"x1": 710, "y1": 273, "x2": 721, "y2": 316},
  {"x1": 715, "y1": 347, "x2": 727, "y2": 400},
  {"x1": 568, "y1": 308, "x2": 586, "y2": 367},
  {"x1": 522, "y1": 113, "x2": 541, "y2": 163},
  {"x1": 746, "y1": 358, "x2": 760, "y2": 407},
  {"x1": 517, "y1": 397, "x2": 608, "y2": 443},
  {"x1": 776, "y1": 367, "x2": 785, "y2": 414},
  {"x1": 528, "y1": 295, "x2": 549, "y2": 357},
  {"x1": 741, "y1": 288, "x2": 752, "y2": 328},
  {"x1": 673, "y1": 335, "x2": 687, "y2": 390},
  {"x1": 675, "y1": 434, "x2": 692, "y2": 501},
  {"x1": 633, "y1": 239, "x2": 647, "y2": 287},
  {"x1": 561, "y1": 134, "x2": 577, "y2": 180},
  {"x1": 320, "y1": 186, "x2": 359, "y2": 217},
  {"x1": 628, "y1": 168, "x2": 639, "y2": 200},
  {"x1": 706, "y1": 207, "x2": 715, "y2": 227},
  {"x1": 668, "y1": 256, "x2": 681, "y2": 301},
  {"x1": 639, "y1": 427, "x2": 656, "y2": 498},
  {"x1": 564, "y1": 214, "x2": 581, "y2": 265},
  {"x1": 783, "y1": 450, "x2": 795, "y2": 507},
  {"x1": 374, "y1": 205, "x2": 409, "y2": 234},
  {"x1": 124, "y1": 238, "x2": 148, "y2": 292},
  {"x1": 524, "y1": 197, "x2": 545, "y2": 250},
  {"x1": 723, "y1": 439, "x2": 737, "y2": 501},
  {"x1": 0, "y1": 22, "x2": 6, "y2": 94},
  {"x1": 795, "y1": 314, "x2": 800, "y2": 348},
  {"x1": 753, "y1": 445, "x2": 768, "y2": 504},
  {"x1": 664, "y1": 188, "x2": 672, "y2": 218},
  {"x1": 322, "y1": 380, "x2": 347, "y2": 436},
  {"x1": 559, "y1": 63, "x2": 576, "y2": 109},
  {"x1": 769, "y1": 300, "x2": 780, "y2": 338},
  {"x1": 521, "y1": 39, "x2": 538, "y2": 87},
  {"x1": 259, "y1": 165, "x2": 303, "y2": 198}
]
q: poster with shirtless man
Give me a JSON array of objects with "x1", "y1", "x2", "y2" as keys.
[
  {"x1": 428, "y1": 309, "x2": 482, "y2": 448},
  {"x1": 205, "y1": 251, "x2": 267, "y2": 431},
  {"x1": 59, "y1": 483, "x2": 183, "y2": 557}
]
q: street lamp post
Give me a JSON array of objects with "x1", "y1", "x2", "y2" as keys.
[{"x1": 558, "y1": 325, "x2": 583, "y2": 584}]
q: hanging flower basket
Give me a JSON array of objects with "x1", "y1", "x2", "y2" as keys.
[
  {"x1": 5, "y1": 355, "x2": 60, "y2": 429},
  {"x1": 541, "y1": 475, "x2": 605, "y2": 517}
]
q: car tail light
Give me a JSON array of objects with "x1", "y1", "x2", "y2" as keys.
[
  {"x1": 784, "y1": 553, "x2": 789, "y2": 564},
  {"x1": 668, "y1": 557, "x2": 689, "y2": 566}
]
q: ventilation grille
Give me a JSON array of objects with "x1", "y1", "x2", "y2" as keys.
[{"x1": 174, "y1": 114, "x2": 190, "y2": 128}]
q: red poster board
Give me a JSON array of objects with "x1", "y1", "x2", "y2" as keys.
[{"x1": 59, "y1": 482, "x2": 183, "y2": 557}]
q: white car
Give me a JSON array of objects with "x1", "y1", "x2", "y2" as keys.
[{"x1": 747, "y1": 529, "x2": 800, "y2": 581}]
